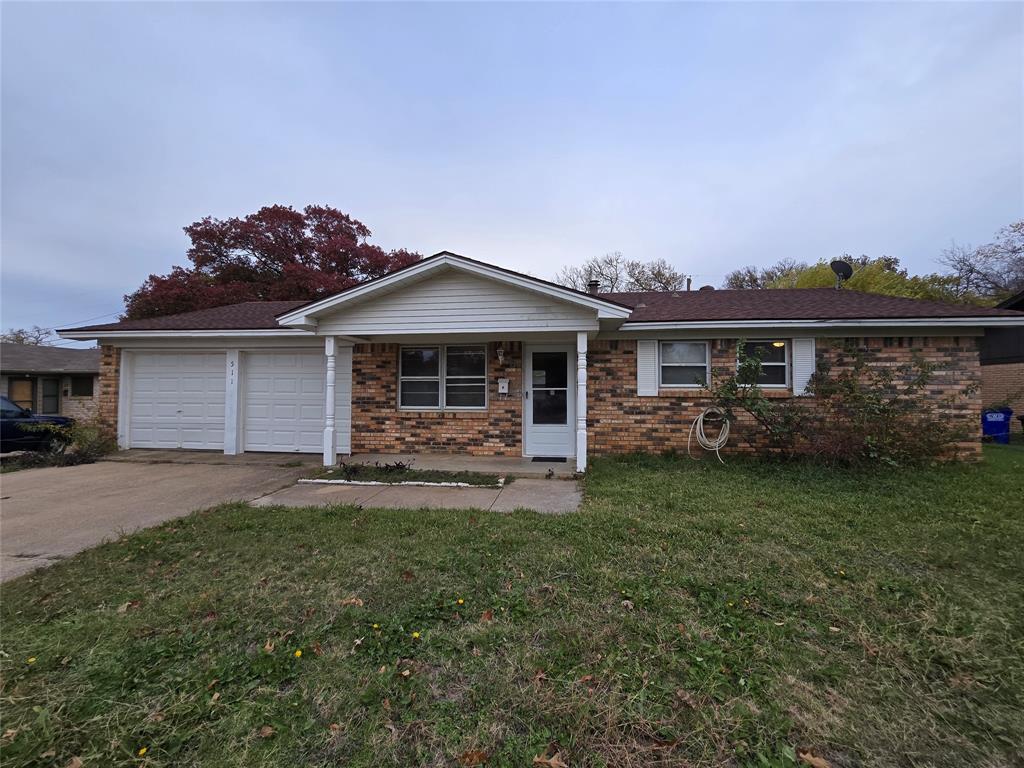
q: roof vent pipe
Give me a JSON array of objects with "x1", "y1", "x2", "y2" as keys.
[
  {"x1": 686, "y1": 276, "x2": 692, "y2": 292},
  {"x1": 587, "y1": 279, "x2": 601, "y2": 295}
]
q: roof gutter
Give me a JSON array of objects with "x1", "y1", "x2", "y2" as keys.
[
  {"x1": 57, "y1": 328, "x2": 323, "y2": 341},
  {"x1": 618, "y1": 316, "x2": 1024, "y2": 330}
]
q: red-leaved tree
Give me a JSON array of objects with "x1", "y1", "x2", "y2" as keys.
[{"x1": 123, "y1": 205, "x2": 422, "y2": 319}]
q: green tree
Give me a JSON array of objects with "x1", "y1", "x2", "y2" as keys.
[{"x1": 766, "y1": 255, "x2": 976, "y2": 303}]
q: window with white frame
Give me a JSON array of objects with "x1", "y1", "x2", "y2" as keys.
[
  {"x1": 399, "y1": 345, "x2": 486, "y2": 409},
  {"x1": 659, "y1": 341, "x2": 710, "y2": 387},
  {"x1": 737, "y1": 340, "x2": 789, "y2": 387}
]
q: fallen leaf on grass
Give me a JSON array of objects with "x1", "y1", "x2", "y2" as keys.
[
  {"x1": 621, "y1": 599, "x2": 635, "y2": 611},
  {"x1": 459, "y1": 749, "x2": 489, "y2": 766},
  {"x1": 65, "y1": 757, "x2": 84, "y2": 768},
  {"x1": 329, "y1": 723, "x2": 341, "y2": 733},
  {"x1": 263, "y1": 640, "x2": 275, "y2": 653},
  {"x1": 117, "y1": 600, "x2": 141, "y2": 613},
  {"x1": 480, "y1": 609, "x2": 494, "y2": 622},
  {"x1": 533, "y1": 751, "x2": 568, "y2": 768},
  {"x1": 674, "y1": 689, "x2": 698, "y2": 709},
  {"x1": 401, "y1": 569, "x2": 415, "y2": 582},
  {"x1": 258, "y1": 725, "x2": 275, "y2": 739},
  {"x1": 799, "y1": 752, "x2": 831, "y2": 768},
  {"x1": 340, "y1": 597, "x2": 364, "y2": 607}
]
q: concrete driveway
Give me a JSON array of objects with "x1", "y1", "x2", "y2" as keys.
[{"x1": 0, "y1": 460, "x2": 305, "y2": 581}]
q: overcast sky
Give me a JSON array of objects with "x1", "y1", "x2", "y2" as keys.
[{"x1": 2, "y1": 1, "x2": 1022, "y2": 344}]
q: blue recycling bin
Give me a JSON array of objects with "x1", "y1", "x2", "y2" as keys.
[{"x1": 982, "y1": 408, "x2": 1013, "y2": 444}]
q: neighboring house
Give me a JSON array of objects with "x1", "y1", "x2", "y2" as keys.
[
  {"x1": 58, "y1": 252, "x2": 1024, "y2": 471},
  {"x1": 0, "y1": 342, "x2": 100, "y2": 420},
  {"x1": 979, "y1": 289, "x2": 1024, "y2": 420}
]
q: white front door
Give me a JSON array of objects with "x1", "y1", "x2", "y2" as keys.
[
  {"x1": 243, "y1": 350, "x2": 352, "y2": 454},
  {"x1": 128, "y1": 352, "x2": 226, "y2": 449},
  {"x1": 523, "y1": 345, "x2": 575, "y2": 458}
]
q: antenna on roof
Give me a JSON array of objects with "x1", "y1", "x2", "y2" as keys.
[{"x1": 830, "y1": 259, "x2": 853, "y2": 290}]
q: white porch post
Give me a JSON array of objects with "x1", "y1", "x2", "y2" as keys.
[
  {"x1": 323, "y1": 336, "x2": 338, "y2": 467},
  {"x1": 575, "y1": 331, "x2": 587, "y2": 473},
  {"x1": 223, "y1": 349, "x2": 241, "y2": 455}
]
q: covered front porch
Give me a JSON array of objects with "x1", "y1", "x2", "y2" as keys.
[
  {"x1": 273, "y1": 251, "x2": 633, "y2": 473},
  {"x1": 319, "y1": 332, "x2": 592, "y2": 473}
]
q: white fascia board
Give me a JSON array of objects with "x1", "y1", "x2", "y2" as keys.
[
  {"x1": 618, "y1": 317, "x2": 1024, "y2": 331},
  {"x1": 275, "y1": 254, "x2": 632, "y2": 326},
  {"x1": 57, "y1": 329, "x2": 364, "y2": 342}
]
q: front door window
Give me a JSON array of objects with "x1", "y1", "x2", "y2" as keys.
[{"x1": 531, "y1": 352, "x2": 568, "y2": 425}]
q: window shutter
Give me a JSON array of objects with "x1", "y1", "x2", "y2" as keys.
[
  {"x1": 636, "y1": 340, "x2": 658, "y2": 396},
  {"x1": 791, "y1": 337, "x2": 816, "y2": 395}
]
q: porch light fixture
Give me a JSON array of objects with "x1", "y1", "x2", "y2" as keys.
[
  {"x1": 495, "y1": 345, "x2": 506, "y2": 365},
  {"x1": 771, "y1": 341, "x2": 786, "y2": 348}
]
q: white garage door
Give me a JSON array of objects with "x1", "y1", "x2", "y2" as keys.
[
  {"x1": 243, "y1": 350, "x2": 352, "y2": 454},
  {"x1": 128, "y1": 353, "x2": 226, "y2": 449}
]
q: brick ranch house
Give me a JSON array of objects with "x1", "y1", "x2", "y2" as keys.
[
  {"x1": 0, "y1": 342, "x2": 100, "y2": 420},
  {"x1": 58, "y1": 252, "x2": 1024, "y2": 471}
]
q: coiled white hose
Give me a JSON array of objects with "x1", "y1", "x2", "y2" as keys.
[{"x1": 687, "y1": 406, "x2": 730, "y2": 464}]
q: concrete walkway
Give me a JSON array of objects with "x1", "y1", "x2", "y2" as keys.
[{"x1": 252, "y1": 478, "x2": 581, "y2": 514}]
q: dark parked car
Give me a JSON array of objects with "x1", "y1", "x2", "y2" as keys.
[{"x1": 0, "y1": 395, "x2": 73, "y2": 452}]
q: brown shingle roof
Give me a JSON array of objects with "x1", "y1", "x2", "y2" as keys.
[
  {"x1": 59, "y1": 301, "x2": 308, "y2": 332},
  {"x1": 58, "y1": 289, "x2": 1022, "y2": 334},
  {"x1": 0, "y1": 343, "x2": 100, "y2": 373},
  {"x1": 602, "y1": 288, "x2": 1024, "y2": 323}
]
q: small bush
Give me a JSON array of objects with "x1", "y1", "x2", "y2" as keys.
[
  {"x1": 706, "y1": 341, "x2": 974, "y2": 466},
  {"x1": 13, "y1": 420, "x2": 117, "y2": 469}
]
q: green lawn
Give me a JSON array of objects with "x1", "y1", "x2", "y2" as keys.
[{"x1": 2, "y1": 449, "x2": 1022, "y2": 767}]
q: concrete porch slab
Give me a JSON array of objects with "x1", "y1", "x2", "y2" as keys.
[
  {"x1": 251, "y1": 477, "x2": 580, "y2": 514},
  {"x1": 345, "y1": 452, "x2": 576, "y2": 479},
  {"x1": 102, "y1": 450, "x2": 574, "y2": 479}
]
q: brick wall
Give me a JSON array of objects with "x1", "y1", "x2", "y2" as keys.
[
  {"x1": 981, "y1": 361, "x2": 1024, "y2": 418},
  {"x1": 97, "y1": 345, "x2": 121, "y2": 435},
  {"x1": 59, "y1": 375, "x2": 99, "y2": 421},
  {"x1": 350, "y1": 342, "x2": 523, "y2": 456},
  {"x1": 588, "y1": 336, "x2": 982, "y2": 460}
]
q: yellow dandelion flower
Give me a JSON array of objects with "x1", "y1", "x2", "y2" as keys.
[
  {"x1": 294, "y1": 649, "x2": 302, "y2": 658},
  {"x1": 457, "y1": 598, "x2": 464, "y2": 606},
  {"x1": 412, "y1": 631, "x2": 421, "y2": 639},
  {"x1": 26, "y1": 657, "x2": 36, "y2": 664},
  {"x1": 138, "y1": 746, "x2": 148, "y2": 756},
  {"x1": 372, "y1": 623, "x2": 380, "y2": 630}
]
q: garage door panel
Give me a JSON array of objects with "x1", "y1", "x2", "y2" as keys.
[
  {"x1": 128, "y1": 353, "x2": 225, "y2": 450},
  {"x1": 273, "y1": 379, "x2": 299, "y2": 396}
]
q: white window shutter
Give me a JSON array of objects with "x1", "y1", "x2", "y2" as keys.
[
  {"x1": 636, "y1": 340, "x2": 658, "y2": 396},
  {"x1": 792, "y1": 337, "x2": 816, "y2": 395}
]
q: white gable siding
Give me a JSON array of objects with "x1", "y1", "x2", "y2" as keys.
[{"x1": 316, "y1": 270, "x2": 599, "y2": 335}]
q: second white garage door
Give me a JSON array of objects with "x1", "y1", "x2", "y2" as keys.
[{"x1": 243, "y1": 351, "x2": 352, "y2": 454}]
